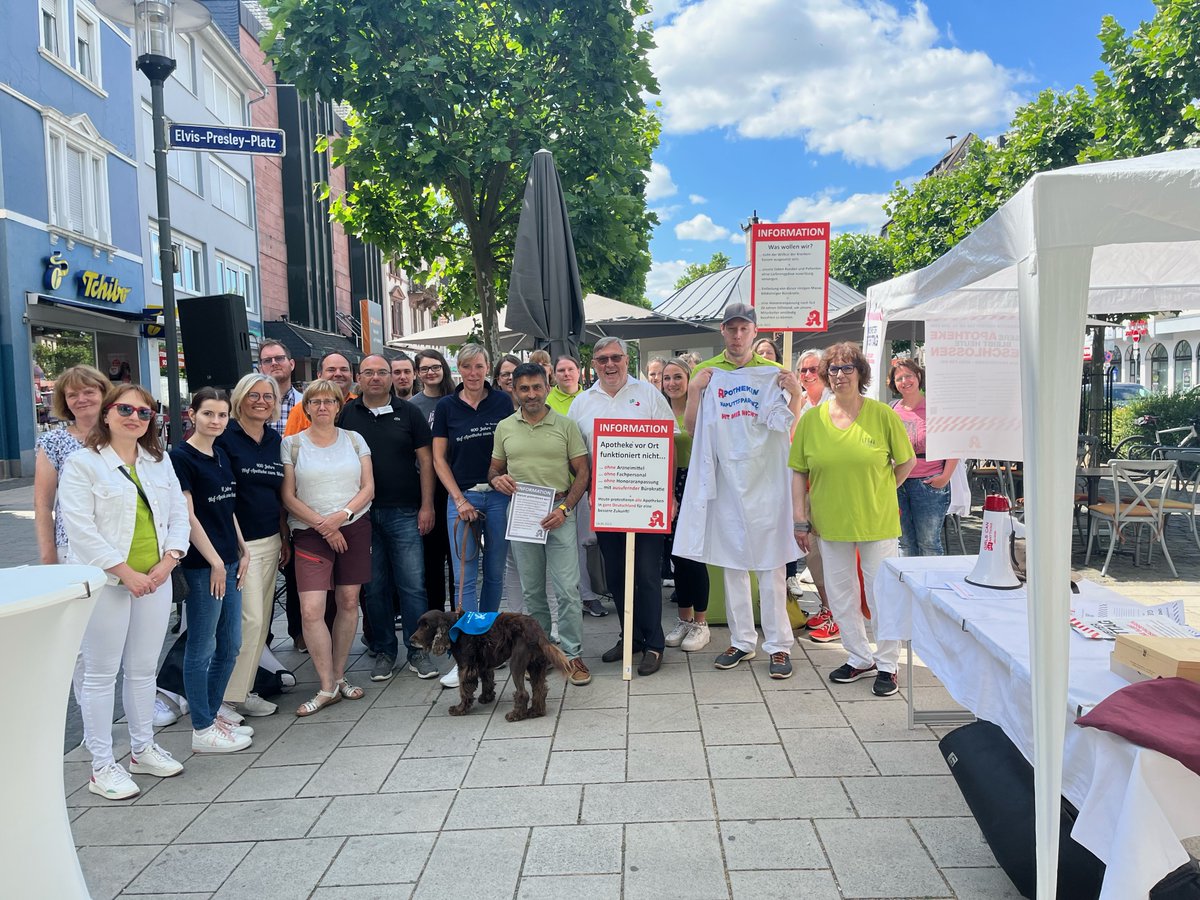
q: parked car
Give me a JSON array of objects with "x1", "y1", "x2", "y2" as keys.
[{"x1": 1082, "y1": 381, "x2": 1150, "y2": 407}]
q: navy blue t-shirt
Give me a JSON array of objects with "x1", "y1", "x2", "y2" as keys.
[
  {"x1": 170, "y1": 441, "x2": 240, "y2": 568},
  {"x1": 339, "y1": 396, "x2": 432, "y2": 508},
  {"x1": 431, "y1": 383, "x2": 513, "y2": 490},
  {"x1": 215, "y1": 421, "x2": 284, "y2": 542}
]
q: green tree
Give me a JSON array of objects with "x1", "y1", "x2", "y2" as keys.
[
  {"x1": 264, "y1": 0, "x2": 660, "y2": 358},
  {"x1": 673, "y1": 252, "x2": 731, "y2": 291},
  {"x1": 828, "y1": 233, "x2": 894, "y2": 294}
]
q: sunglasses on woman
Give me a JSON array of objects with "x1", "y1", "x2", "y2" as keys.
[{"x1": 107, "y1": 403, "x2": 155, "y2": 421}]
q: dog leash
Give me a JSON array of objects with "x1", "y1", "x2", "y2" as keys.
[{"x1": 452, "y1": 510, "x2": 485, "y2": 613}]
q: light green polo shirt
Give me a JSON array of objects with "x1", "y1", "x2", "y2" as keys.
[
  {"x1": 492, "y1": 406, "x2": 588, "y2": 491},
  {"x1": 694, "y1": 350, "x2": 782, "y2": 372}
]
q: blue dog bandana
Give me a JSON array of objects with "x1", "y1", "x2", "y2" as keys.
[{"x1": 448, "y1": 611, "x2": 500, "y2": 643}]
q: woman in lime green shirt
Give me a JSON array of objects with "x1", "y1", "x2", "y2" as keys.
[{"x1": 789, "y1": 342, "x2": 915, "y2": 698}]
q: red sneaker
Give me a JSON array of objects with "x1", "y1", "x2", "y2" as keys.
[
  {"x1": 805, "y1": 609, "x2": 832, "y2": 630},
  {"x1": 808, "y1": 620, "x2": 840, "y2": 643}
]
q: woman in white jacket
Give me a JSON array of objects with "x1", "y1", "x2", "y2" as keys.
[{"x1": 60, "y1": 384, "x2": 191, "y2": 800}]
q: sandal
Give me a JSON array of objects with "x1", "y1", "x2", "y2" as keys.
[
  {"x1": 295, "y1": 688, "x2": 341, "y2": 717},
  {"x1": 335, "y1": 678, "x2": 365, "y2": 700}
]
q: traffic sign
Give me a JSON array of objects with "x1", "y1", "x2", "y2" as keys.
[{"x1": 168, "y1": 123, "x2": 286, "y2": 156}]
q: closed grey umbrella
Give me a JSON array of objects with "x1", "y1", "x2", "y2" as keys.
[{"x1": 505, "y1": 149, "x2": 586, "y2": 360}]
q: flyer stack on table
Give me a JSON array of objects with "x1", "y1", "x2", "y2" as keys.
[{"x1": 873, "y1": 554, "x2": 1200, "y2": 900}]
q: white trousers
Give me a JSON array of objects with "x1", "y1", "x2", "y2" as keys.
[
  {"x1": 79, "y1": 579, "x2": 173, "y2": 769},
  {"x1": 723, "y1": 565, "x2": 793, "y2": 655},
  {"x1": 225, "y1": 534, "x2": 281, "y2": 703},
  {"x1": 819, "y1": 537, "x2": 900, "y2": 674}
]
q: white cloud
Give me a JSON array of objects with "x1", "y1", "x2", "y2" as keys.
[
  {"x1": 651, "y1": 203, "x2": 682, "y2": 223},
  {"x1": 645, "y1": 161, "x2": 678, "y2": 201},
  {"x1": 688, "y1": 193, "x2": 707, "y2": 204},
  {"x1": 646, "y1": 258, "x2": 691, "y2": 303},
  {"x1": 675, "y1": 213, "x2": 731, "y2": 241},
  {"x1": 778, "y1": 188, "x2": 891, "y2": 233},
  {"x1": 650, "y1": 0, "x2": 1024, "y2": 169}
]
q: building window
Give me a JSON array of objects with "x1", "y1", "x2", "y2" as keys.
[
  {"x1": 174, "y1": 34, "x2": 195, "y2": 93},
  {"x1": 210, "y1": 158, "x2": 250, "y2": 224},
  {"x1": 1148, "y1": 343, "x2": 1168, "y2": 394},
  {"x1": 141, "y1": 106, "x2": 202, "y2": 194},
  {"x1": 1174, "y1": 340, "x2": 1193, "y2": 392},
  {"x1": 40, "y1": 0, "x2": 66, "y2": 59},
  {"x1": 217, "y1": 254, "x2": 257, "y2": 315},
  {"x1": 1127, "y1": 345, "x2": 1139, "y2": 382},
  {"x1": 46, "y1": 121, "x2": 110, "y2": 243},
  {"x1": 150, "y1": 226, "x2": 203, "y2": 294},
  {"x1": 74, "y1": 3, "x2": 101, "y2": 86},
  {"x1": 202, "y1": 60, "x2": 245, "y2": 126}
]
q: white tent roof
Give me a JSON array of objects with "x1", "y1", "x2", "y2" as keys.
[{"x1": 864, "y1": 148, "x2": 1200, "y2": 900}]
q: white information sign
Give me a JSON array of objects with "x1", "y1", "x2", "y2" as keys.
[
  {"x1": 749, "y1": 222, "x2": 830, "y2": 331},
  {"x1": 504, "y1": 483, "x2": 555, "y2": 544},
  {"x1": 589, "y1": 419, "x2": 674, "y2": 534},
  {"x1": 924, "y1": 316, "x2": 1024, "y2": 461}
]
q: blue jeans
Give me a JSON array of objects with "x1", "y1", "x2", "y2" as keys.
[
  {"x1": 446, "y1": 489, "x2": 510, "y2": 612},
  {"x1": 897, "y1": 478, "x2": 951, "y2": 557},
  {"x1": 183, "y1": 563, "x2": 242, "y2": 731},
  {"x1": 366, "y1": 506, "x2": 428, "y2": 661}
]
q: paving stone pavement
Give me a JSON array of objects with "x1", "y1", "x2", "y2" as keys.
[{"x1": 0, "y1": 472, "x2": 1192, "y2": 898}]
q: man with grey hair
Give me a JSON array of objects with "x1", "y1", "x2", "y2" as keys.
[{"x1": 569, "y1": 337, "x2": 675, "y2": 676}]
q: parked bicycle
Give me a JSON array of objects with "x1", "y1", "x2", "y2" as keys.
[{"x1": 1112, "y1": 413, "x2": 1200, "y2": 461}]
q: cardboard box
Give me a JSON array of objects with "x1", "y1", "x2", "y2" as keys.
[{"x1": 1112, "y1": 635, "x2": 1200, "y2": 684}]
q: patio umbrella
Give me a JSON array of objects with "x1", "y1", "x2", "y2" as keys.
[{"x1": 505, "y1": 149, "x2": 586, "y2": 359}]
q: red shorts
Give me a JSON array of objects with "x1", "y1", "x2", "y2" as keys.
[{"x1": 292, "y1": 515, "x2": 372, "y2": 593}]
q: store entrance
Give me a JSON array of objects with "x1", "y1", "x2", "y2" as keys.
[{"x1": 31, "y1": 326, "x2": 141, "y2": 427}]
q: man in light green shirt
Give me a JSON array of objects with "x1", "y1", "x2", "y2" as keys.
[{"x1": 489, "y1": 363, "x2": 592, "y2": 685}]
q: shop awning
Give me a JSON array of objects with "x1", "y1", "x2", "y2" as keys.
[
  {"x1": 27, "y1": 293, "x2": 158, "y2": 322},
  {"x1": 264, "y1": 320, "x2": 364, "y2": 364}
]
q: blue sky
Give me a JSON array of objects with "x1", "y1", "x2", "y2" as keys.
[{"x1": 642, "y1": 0, "x2": 1158, "y2": 303}]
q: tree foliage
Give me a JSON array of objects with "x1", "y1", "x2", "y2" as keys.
[
  {"x1": 673, "y1": 252, "x2": 731, "y2": 291},
  {"x1": 827, "y1": 233, "x2": 895, "y2": 295},
  {"x1": 263, "y1": 0, "x2": 660, "y2": 357}
]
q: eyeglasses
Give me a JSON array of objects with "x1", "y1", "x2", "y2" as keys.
[
  {"x1": 107, "y1": 403, "x2": 155, "y2": 421},
  {"x1": 828, "y1": 364, "x2": 858, "y2": 375},
  {"x1": 593, "y1": 354, "x2": 625, "y2": 365},
  {"x1": 798, "y1": 366, "x2": 820, "y2": 375},
  {"x1": 418, "y1": 365, "x2": 443, "y2": 374},
  {"x1": 245, "y1": 392, "x2": 275, "y2": 403},
  {"x1": 359, "y1": 369, "x2": 390, "y2": 378},
  {"x1": 260, "y1": 355, "x2": 288, "y2": 364},
  {"x1": 307, "y1": 397, "x2": 339, "y2": 407},
  {"x1": 498, "y1": 371, "x2": 514, "y2": 380}
]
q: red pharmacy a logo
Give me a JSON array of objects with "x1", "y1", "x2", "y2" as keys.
[{"x1": 648, "y1": 510, "x2": 665, "y2": 528}]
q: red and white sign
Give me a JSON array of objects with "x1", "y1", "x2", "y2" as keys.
[
  {"x1": 590, "y1": 419, "x2": 674, "y2": 534},
  {"x1": 749, "y1": 222, "x2": 830, "y2": 332},
  {"x1": 1126, "y1": 320, "x2": 1149, "y2": 344}
]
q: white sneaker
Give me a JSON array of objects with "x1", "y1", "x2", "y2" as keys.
[
  {"x1": 129, "y1": 743, "x2": 183, "y2": 778},
  {"x1": 217, "y1": 702, "x2": 245, "y2": 724},
  {"x1": 215, "y1": 714, "x2": 253, "y2": 737},
  {"x1": 89, "y1": 762, "x2": 140, "y2": 800},
  {"x1": 664, "y1": 618, "x2": 693, "y2": 647},
  {"x1": 153, "y1": 696, "x2": 179, "y2": 728},
  {"x1": 681, "y1": 621, "x2": 711, "y2": 652},
  {"x1": 192, "y1": 724, "x2": 252, "y2": 753},
  {"x1": 237, "y1": 692, "x2": 278, "y2": 717},
  {"x1": 786, "y1": 574, "x2": 805, "y2": 596},
  {"x1": 799, "y1": 567, "x2": 814, "y2": 585},
  {"x1": 440, "y1": 665, "x2": 460, "y2": 689}
]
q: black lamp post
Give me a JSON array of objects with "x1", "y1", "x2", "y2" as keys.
[{"x1": 96, "y1": 0, "x2": 210, "y2": 446}]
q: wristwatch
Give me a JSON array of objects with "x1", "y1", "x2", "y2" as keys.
[
  {"x1": 793, "y1": 521, "x2": 812, "y2": 534},
  {"x1": 166, "y1": 549, "x2": 185, "y2": 561},
  {"x1": 557, "y1": 503, "x2": 570, "y2": 517},
  {"x1": 343, "y1": 507, "x2": 354, "y2": 522}
]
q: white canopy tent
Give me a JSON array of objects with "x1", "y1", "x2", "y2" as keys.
[{"x1": 866, "y1": 149, "x2": 1200, "y2": 899}]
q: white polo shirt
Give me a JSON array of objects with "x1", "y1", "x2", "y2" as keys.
[{"x1": 568, "y1": 376, "x2": 675, "y2": 447}]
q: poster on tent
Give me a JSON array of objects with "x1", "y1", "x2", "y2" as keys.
[
  {"x1": 923, "y1": 316, "x2": 1024, "y2": 461},
  {"x1": 862, "y1": 298, "x2": 888, "y2": 389},
  {"x1": 590, "y1": 419, "x2": 674, "y2": 534},
  {"x1": 749, "y1": 222, "x2": 830, "y2": 331}
]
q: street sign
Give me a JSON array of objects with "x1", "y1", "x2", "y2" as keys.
[{"x1": 168, "y1": 123, "x2": 286, "y2": 156}]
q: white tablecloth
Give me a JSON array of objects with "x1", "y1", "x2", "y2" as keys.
[{"x1": 875, "y1": 555, "x2": 1200, "y2": 900}]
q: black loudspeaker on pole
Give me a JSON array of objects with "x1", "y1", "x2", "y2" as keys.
[{"x1": 177, "y1": 293, "x2": 253, "y2": 392}]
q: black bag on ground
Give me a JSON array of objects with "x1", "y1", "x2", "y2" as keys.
[{"x1": 938, "y1": 720, "x2": 1105, "y2": 900}]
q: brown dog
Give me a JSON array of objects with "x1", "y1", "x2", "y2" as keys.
[{"x1": 411, "y1": 610, "x2": 571, "y2": 721}]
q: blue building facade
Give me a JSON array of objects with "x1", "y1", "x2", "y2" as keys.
[{"x1": 0, "y1": 0, "x2": 147, "y2": 476}]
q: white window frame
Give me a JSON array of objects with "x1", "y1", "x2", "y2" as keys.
[
  {"x1": 202, "y1": 58, "x2": 245, "y2": 126},
  {"x1": 40, "y1": 0, "x2": 67, "y2": 61},
  {"x1": 73, "y1": 1, "x2": 102, "y2": 88},
  {"x1": 216, "y1": 253, "x2": 258, "y2": 316},
  {"x1": 149, "y1": 225, "x2": 204, "y2": 294},
  {"x1": 173, "y1": 33, "x2": 195, "y2": 94},
  {"x1": 45, "y1": 119, "x2": 111, "y2": 244},
  {"x1": 210, "y1": 157, "x2": 250, "y2": 224},
  {"x1": 141, "y1": 105, "x2": 202, "y2": 195}
]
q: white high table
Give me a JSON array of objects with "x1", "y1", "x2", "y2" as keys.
[
  {"x1": 874, "y1": 555, "x2": 1200, "y2": 900},
  {"x1": 0, "y1": 565, "x2": 104, "y2": 899}
]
